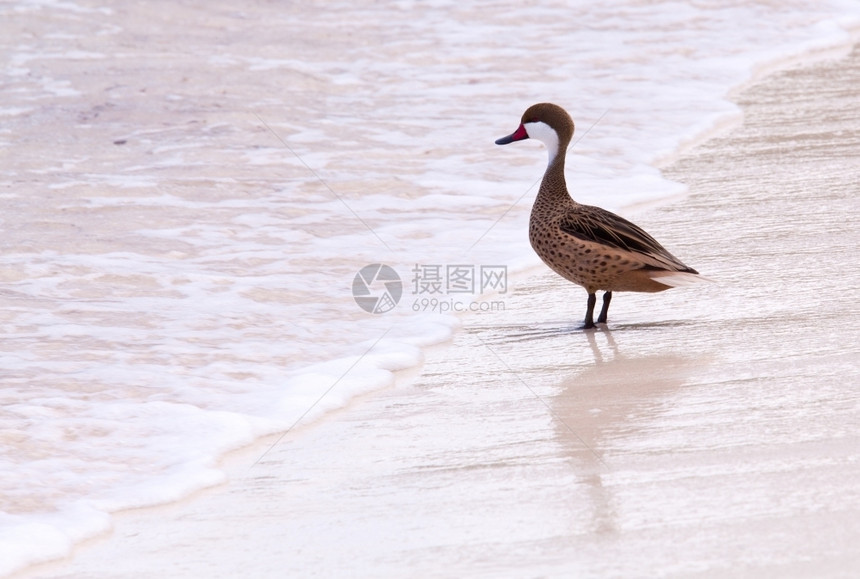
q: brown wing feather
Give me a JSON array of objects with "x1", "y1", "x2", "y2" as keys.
[{"x1": 558, "y1": 205, "x2": 697, "y2": 273}]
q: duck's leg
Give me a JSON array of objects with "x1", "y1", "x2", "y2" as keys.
[
  {"x1": 597, "y1": 291, "x2": 612, "y2": 324},
  {"x1": 583, "y1": 292, "x2": 597, "y2": 329}
]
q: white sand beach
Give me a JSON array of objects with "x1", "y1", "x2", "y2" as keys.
[{"x1": 18, "y1": 42, "x2": 860, "y2": 578}]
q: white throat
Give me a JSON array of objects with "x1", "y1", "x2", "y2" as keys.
[{"x1": 524, "y1": 121, "x2": 559, "y2": 166}]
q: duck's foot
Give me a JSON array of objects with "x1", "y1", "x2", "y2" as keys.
[
  {"x1": 583, "y1": 293, "x2": 597, "y2": 329},
  {"x1": 597, "y1": 291, "x2": 612, "y2": 324}
]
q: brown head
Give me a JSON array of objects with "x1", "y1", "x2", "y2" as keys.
[{"x1": 495, "y1": 103, "x2": 576, "y2": 166}]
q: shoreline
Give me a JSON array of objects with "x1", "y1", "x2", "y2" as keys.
[
  {"x1": 654, "y1": 22, "x2": 860, "y2": 170},
  {"x1": 17, "y1": 42, "x2": 860, "y2": 578}
]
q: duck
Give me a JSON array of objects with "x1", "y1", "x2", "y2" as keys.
[{"x1": 495, "y1": 102, "x2": 701, "y2": 329}]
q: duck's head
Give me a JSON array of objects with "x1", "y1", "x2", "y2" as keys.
[{"x1": 495, "y1": 103, "x2": 575, "y2": 166}]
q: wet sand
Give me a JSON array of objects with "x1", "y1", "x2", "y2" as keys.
[{"x1": 20, "y1": 45, "x2": 860, "y2": 579}]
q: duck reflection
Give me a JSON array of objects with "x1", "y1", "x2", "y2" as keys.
[{"x1": 553, "y1": 328, "x2": 698, "y2": 535}]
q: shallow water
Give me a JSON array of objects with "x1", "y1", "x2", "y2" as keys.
[{"x1": 1, "y1": 0, "x2": 859, "y2": 574}]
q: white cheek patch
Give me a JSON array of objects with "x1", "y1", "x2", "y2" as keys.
[{"x1": 524, "y1": 121, "x2": 559, "y2": 165}]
